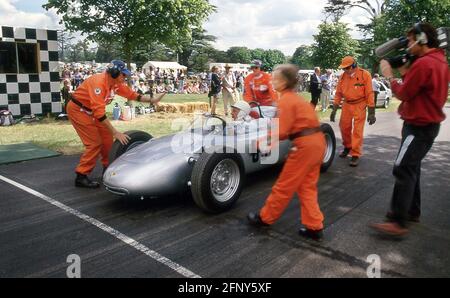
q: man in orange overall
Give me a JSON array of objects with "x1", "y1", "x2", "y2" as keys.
[
  {"x1": 67, "y1": 60, "x2": 165, "y2": 188},
  {"x1": 330, "y1": 56, "x2": 376, "y2": 167},
  {"x1": 244, "y1": 60, "x2": 278, "y2": 106},
  {"x1": 247, "y1": 64, "x2": 326, "y2": 241}
]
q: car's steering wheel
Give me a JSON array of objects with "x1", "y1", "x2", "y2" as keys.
[
  {"x1": 204, "y1": 114, "x2": 227, "y2": 135},
  {"x1": 247, "y1": 101, "x2": 264, "y2": 118}
]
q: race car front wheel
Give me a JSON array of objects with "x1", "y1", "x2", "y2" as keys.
[
  {"x1": 108, "y1": 130, "x2": 153, "y2": 164},
  {"x1": 191, "y1": 153, "x2": 245, "y2": 213},
  {"x1": 320, "y1": 123, "x2": 336, "y2": 173}
]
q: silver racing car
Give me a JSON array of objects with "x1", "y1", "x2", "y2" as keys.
[{"x1": 103, "y1": 104, "x2": 336, "y2": 213}]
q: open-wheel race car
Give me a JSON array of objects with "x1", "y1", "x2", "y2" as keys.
[{"x1": 103, "y1": 103, "x2": 336, "y2": 213}]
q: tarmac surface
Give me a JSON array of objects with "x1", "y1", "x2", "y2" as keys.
[{"x1": 1, "y1": 105, "x2": 449, "y2": 278}]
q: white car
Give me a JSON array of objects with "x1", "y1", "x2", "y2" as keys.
[{"x1": 375, "y1": 81, "x2": 393, "y2": 108}]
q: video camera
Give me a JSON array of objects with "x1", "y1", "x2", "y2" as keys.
[{"x1": 375, "y1": 27, "x2": 450, "y2": 68}]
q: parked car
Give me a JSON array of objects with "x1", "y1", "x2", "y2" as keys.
[
  {"x1": 103, "y1": 105, "x2": 337, "y2": 213},
  {"x1": 330, "y1": 81, "x2": 392, "y2": 109}
]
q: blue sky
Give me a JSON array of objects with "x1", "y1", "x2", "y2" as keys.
[{"x1": 14, "y1": 0, "x2": 47, "y2": 13}]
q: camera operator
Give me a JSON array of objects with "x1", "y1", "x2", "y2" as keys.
[{"x1": 371, "y1": 23, "x2": 449, "y2": 237}]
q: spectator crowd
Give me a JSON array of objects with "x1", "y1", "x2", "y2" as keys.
[{"x1": 59, "y1": 61, "x2": 393, "y2": 116}]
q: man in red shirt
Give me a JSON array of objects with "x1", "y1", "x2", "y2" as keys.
[
  {"x1": 243, "y1": 60, "x2": 277, "y2": 106},
  {"x1": 68, "y1": 60, "x2": 165, "y2": 188},
  {"x1": 371, "y1": 23, "x2": 449, "y2": 236}
]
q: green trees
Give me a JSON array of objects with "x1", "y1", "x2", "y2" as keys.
[
  {"x1": 322, "y1": 0, "x2": 450, "y2": 71},
  {"x1": 44, "y1": 0, "x2": 215, "y2": 67},
  {"x1": 311, "y1": 22, "x2": 359, "y2": 70},
  {"x1": 378, "y1": 0, "x2": 450, "y2": 39},
  {"x1": 291, "y1": 45, "x2": 314, "y2": 69},
  {"x1": 47, "y1": 0, "x2": 449, "y2": 71},
  {"x1": 174, "y1": 27, "x2": 217, "y2": 71},
  {"x1": 226, "y1": 47, "x2": 252, "y2": 64},
  {"x1": 261, "y1": 49, "x2": 286, "y2": 71}
]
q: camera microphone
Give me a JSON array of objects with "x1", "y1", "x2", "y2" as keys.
[
  {"x1": 375, "y1": 37, "x2": 409, "y2": 58},
  {"x1": 437, "y1": 27, "x2": 450, "y2": 50}
]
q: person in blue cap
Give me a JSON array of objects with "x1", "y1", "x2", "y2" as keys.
[{"x1": 67, "y1": 60, "x2": 166, "y2": 188}]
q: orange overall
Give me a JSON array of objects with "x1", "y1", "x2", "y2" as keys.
[
  {"x1": 244, "y1": 72, "x2": 278, "y2": 106},
  {"x1": 67, "y1": 73, "x2": 139, "y2": 175},
  {"x1": 260, "y1": 91, "x2": 325, "y2": 230},
  {"x1": 334, "y1": 68, "x2": 374, "y2": 157}
]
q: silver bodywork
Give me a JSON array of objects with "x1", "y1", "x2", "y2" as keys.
[{"x1": 104, "y1": 112, "x2": 292, "y2": 198}]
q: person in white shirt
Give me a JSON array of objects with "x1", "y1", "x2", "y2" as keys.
[
  {"x1": 137, "y1": 80, "x2": 148, "y2": 94},
  {"x1": 372, "y1": 73, "x2": 381, "y2": 107},
  {"x1": 320, "y1": 69, "x2": 333, "y2": 112},
  {"x1": 139, "y1": 71, "x2": 147, "y2": 82},
  {"x1": 222, "y1": 64, "x2": 237, "y2": 116}
]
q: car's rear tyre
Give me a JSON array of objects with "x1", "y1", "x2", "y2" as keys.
[
  {"x1": 191, "y1": 153, "x2": 245, "y2": 213},
  {"x1": 320, "y1": 123, "x2": 336, "y2": 173},
  {"x1": 384, "y1": 98, "x2": 390, "y2": 109},
  {"x1": 109, "y1": 130, "x2": 153, "y2": 164}
]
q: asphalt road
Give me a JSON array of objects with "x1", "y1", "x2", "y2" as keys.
[{"x1": 1, "y1": 105, "x2": 449, "y2": 278}]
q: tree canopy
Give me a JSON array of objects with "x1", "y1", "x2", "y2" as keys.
[
  {"x1": 312, "y1": 22, "x2": 359, "y2": 70},
  {"x1": 51, "y1": 0, "x2": 449, "y2": 72},
  {"x1": 291, "y1": 45, "x2": 314, "y2": 69},
  {"x1": 44, "y1": 0, "x2": 215, "y2": 66}
]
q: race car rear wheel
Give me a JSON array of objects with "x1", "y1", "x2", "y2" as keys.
[
  {"x1": 320, "y1": 123, "x2": 336, "y2": 173},
  {"x1": 191, "y1": 153, "x2": 245, "y2": 213},
  {"x1": 108, "y1": 130, "x2": 153, "y2": 164}
]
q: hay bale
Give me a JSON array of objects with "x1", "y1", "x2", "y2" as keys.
[
  {"x1": 155, "y1": 102, "x2": 210, "y2": 114},
  {"x1": 184, "y1": 102, "x2": 209, "y2": 113}
]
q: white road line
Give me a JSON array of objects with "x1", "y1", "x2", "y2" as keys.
[{"x1": 0, "y1": 174, "x2": 201, "y2": 278}]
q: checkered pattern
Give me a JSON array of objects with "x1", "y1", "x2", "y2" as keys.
[{"x1": 0, "y1": 26, "x2": 61, "y2": 116}]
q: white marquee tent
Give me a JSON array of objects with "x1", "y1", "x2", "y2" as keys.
[
  {"x1": 142, "y1": 61, "x2": 187, "y2": 73},
  {"x1": 209, "y1": 62, "x2": 251, "y2": 73}
]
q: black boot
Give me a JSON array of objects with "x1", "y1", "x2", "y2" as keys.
[
  {"x1": 75, "y1": 173, "x2": 100, "y2": 189},
  {"x1": 339, "y1": 148, "x2": 351, "y2": 158},
  {"x1": 298, "y1": 228, "x2": 324, "y2": 242},
  {"x1": 247, "y1": 212, "x2": 269, "y2": 227},
  {"x1": 349, "y1": 156, "x2": 360, "y2": 167}
]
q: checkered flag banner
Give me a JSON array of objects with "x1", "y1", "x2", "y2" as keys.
[{"x1": 0, "y1": 26, "x2": 61, "y2": 116}]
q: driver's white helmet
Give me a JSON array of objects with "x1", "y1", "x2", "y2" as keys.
[{"x1": 231, "y1": 101, "x2": 251, "y2": 120}]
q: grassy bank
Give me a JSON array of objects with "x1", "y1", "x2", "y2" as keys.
[{"x1": 0, "y1": 93, "x2": 400, "y2": 155}]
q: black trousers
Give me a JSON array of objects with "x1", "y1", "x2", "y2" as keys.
[
  {"x1": 390, "y1": 122, "x2": 440, "y2": 227},
  {"x1": 311, "y1": 91, "x2": 321, "y2": 107}
]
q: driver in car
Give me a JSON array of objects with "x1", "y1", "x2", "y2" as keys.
[
  {"x1": 231, "y1": 100, "x2": 252, "y2": 122},
  {"x1": 228, "y1": 100, "x2": 254, "y2": 135}
]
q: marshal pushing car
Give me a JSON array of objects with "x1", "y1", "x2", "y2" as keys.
[{"x1": 103, "y1": 104, "x2": 336, "y2": 213}]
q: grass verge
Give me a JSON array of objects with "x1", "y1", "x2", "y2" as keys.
[{"x1": 0, "y1": 93, "x2": 401, "y2": 155}]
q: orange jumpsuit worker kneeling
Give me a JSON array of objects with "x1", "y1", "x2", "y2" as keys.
[
  {"x1": 247, "y1": 64, "x2": 326, "y2": 241},
  {"x1": 67, "y1": 60, "x2": 166, "y2": 188},
  {"x1": 330, "y1": 56, "x2": 376, "y2": 167}
]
